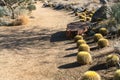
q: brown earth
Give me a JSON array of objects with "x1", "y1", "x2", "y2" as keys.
[{"x1": 0, "y1": 1, "x2": 119, "y2": 80}]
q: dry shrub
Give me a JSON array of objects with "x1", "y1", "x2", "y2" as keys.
[{"x1": 11, "y1": 15, "x2": 29, "y2": 26}]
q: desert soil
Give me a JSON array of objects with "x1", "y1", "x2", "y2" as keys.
[{"x1": 0, "y1": 1, "x2": 118, "y2": 80}]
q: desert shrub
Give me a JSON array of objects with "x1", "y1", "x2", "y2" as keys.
[
  {"x1": 78, "y1": 44, "x2": 90, "y2": 52},
  {"x1": 77, "y1": 51, "x2": 92, "y2": 65},
  {"x1": 27, "y1": 4, "x2": 36, "y2": 12},
  {"x1": 99, "y1": 27, "x2": 108, "y2": 36},
  {"x1": 94, "y1": 33, "x2": 103, "y2": 42},
  {"x1": 74, "y1": 35, "x2": 83, "y2": 42},
  {"x1": 97, "y1": 38, "x2": 109, "y2": 48},
  {"x1": 82, "y1": 71, "x2": 101, "y2": 80},
  {"x1": 0, "y1": 0, "x2": 36, "y2": 19},
  {"x1": 77, "y1": 40, "x2": 86, "y2": 47},
  {"x1": 114, "y1": 69, "x2": 120, "y2": 80},
  {"x1": 106, "y1": 54, "x2": 119, "y2": 67},
  {"x1": 11, "y1": 15, "x2": 29, "y2": 26}
]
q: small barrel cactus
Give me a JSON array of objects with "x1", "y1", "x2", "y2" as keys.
[
  {"x1": 82, "y1": 71, "x2": 101, "y2": 80},
  {"x1": 97, "y1": 38, "x2": 109, "y2": 48},
  {"x1": 94, "y1": 33, "x2": 103, "y2": 42},
  {"x1": 77, "y1": 51, "x2": 92, "y2": 65},
  {"x1": 99, "y1": 28, "x2": 108, "y2": 36},
  {"x1": 106, "y1": 54, "x2": 119, "y2": 67},
  {"x1": 114, "y1": 69, "x2": 120, "y2": 80},
  {"x1": 78, "y1": 44, "x2": 90, "y2": 52},
  {"x1": 77, "y1": 40, "x2": 86, "y2": 47},
  {"x1": 86, "y1": 17, "x2": 91, "y2": 21},
  {"x1": 74, "y1": 35, "x2": 83, "y2": 42}
]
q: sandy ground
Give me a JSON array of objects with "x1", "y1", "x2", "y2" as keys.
[
  {"x1": 0, "y1": 2, "x2": 76, "y2": 80},
  {"x1": 0, "y1": 1, "x2": 119, "y2": 80}
]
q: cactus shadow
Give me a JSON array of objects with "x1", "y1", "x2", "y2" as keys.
[
  {"x1": 65, "y1": 46, "x2": 77, "y2": 50},
  {"x1": 65, "y1": 41, "x2": 75, "y2": 44},
  {"x1": 58, "y1": 62, "x2": 82, "y2": 69},
  {"x1": 50, "y1": 31, "x2": 68, "y2": 42},
  {"x1": 90, "y1": 46, "x2": 98, "y2": 51},
  {"x1": 89, "y1": 63, "x2": 112, "y2": 71},
  {"x1": 64, "y1": 52, "x2": 77, "y2": 57}
]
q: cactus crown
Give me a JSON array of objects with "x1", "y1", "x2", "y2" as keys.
[
  {"x1": 99, "y1": 28, "x2": 108, "y2": 36},
  {"x1": 114, "y1": 69, "x2": 120, "y2": 80},
  {"x1": 98, "y1": 38, "x2": 109, "y2": 48},
  {"x1": 106, "y1": 54, "x2": 119, "y2": 62},
  {"x1": 74, "y1": 35, "x2": 83, "y2": 42},
  {"x1": 78, "y1": 44, "x2": 90, "y2": 52},
  {"x1": 82, "y1": 71, "x2": 101, "y2": 80},
  {"x1": 77, "y1": 40, "x2": 86, "y2": 45},
  {"x1": 77, "y1": 51, "x2": 92, "y2": 65},
  {"x1": 94, "y1": 33, "x2": 103, "y2": 41}
]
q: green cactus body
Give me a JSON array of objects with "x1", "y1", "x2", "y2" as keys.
[
  {"x1": 99, "y1": 28, "x2": 108, "y2": 36},
  {"x1": 82, "y1": 71, "x2": 101, "y2": 80},
  {"x1": 77, "y1": 51, "x2": 92, "y2": 65},
  {"x1": 78, "y1": 44, "x2": 90, "y2": 52},
  {"x1": 74, "y1": 35, "x2": 83, "y2": 42},
  {"x1": 98, "y1": 38, "x2": 109, "y2": 48},
  {"x1": 114, "y1": 70, "x2": 120, "y2": 80},
  {"x1": 94, "y1": 33, "x2": 103, "y2": 42},
  {"x1": 77, "y1": 40, "x2": 86, "y2": 47},
  {"x1": 106, "y1": 54, "x2": 119, "y2": 66}
]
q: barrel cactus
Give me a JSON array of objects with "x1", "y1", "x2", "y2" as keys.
[
  {"x1": 86, "y1": 17, "x2": 91, "y2": 21},
  {"x1": 106, "y1": 54, "x2": 119, "y2": 67},
  {"x1": 98, "y1": 38, "x2": 109, "y2": 48},
  {"x1": 99, "y1": 28, "x2": 108, "y2": 36},
  {"x1": 77, "y1": 40, "x2": 86, "y2": 47},
  {"x1": 78, "y1": 44, "x2": 90, "y2": 52},
  {"x1": 114, "y1": 69, "x2": 120, "y2": 80},
  {"x1": 74, "y1": 35, "x2": 83, "y2": 42},
  {"x1": 82, "y1": 71, "x2": 101, "y2": 80},
  {"x1": 77, "y1": 51, "x2": 92, "y2": 65},
  {"x1": 94, "y1": 33, "x2": 103, "y2": 42}
]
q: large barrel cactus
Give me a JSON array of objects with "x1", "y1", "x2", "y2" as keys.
[
  {"x1": 82, "y1": 71, "x2": 101, "y2": 80},
  {"x1": 77, "y1": 51, "x2": 92, "y2": 65}
]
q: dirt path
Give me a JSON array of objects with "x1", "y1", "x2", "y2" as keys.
[{"x1": 0, "y1": 2, "x2": 76, "y2": 80}]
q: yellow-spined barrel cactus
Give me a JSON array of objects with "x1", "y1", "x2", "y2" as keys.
[
  {"x1": 86, "y1": 17, "x2": 91, "y2": 21},
  {"x1": 77, "y1": 40, "x2": 86, "y2": 47},
  {"x1": 82, "y1": 71, "x2": 101, "y2": 80},
  {"x1": 78, "y1": 44, "x2": 90, "y2": 52},
  {"x1": 77, "y1": 51, "x2": 92, "y2": 65},
  {"x1": 106, "y1": 54, "x2": 119, "y2": 67},
  {"x1": 114, "y1": 69, "x2": 120, "y2": 80},
  {"x1": 99, "y1": 28, "x2": 108, "y2": 36},
  {"x1": 97, "y1": 38, "x2": 109, "y2": 48},
  {"x1": 74, "y1": 35, "x2": 83, "y2": 42},
  {"x1": 94, "y1": 33, "x2": 103, "y2": 42}
]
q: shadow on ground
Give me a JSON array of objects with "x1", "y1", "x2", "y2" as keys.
[
  {"x1": 58, "y1": 62, "x2": 82, "y2": 69},
  {"x1": 50, "y1": 31, "x2": 68, "y2": 42},
  {"x1": 0, "y1": 28, "x2": 51, "y2": 50},
  {"x1": 64, "y1": 52, "x2": 77, "y2": 57},
  {"x1": 89, "y1": 63, "x2": 113, "y2": 71}
]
